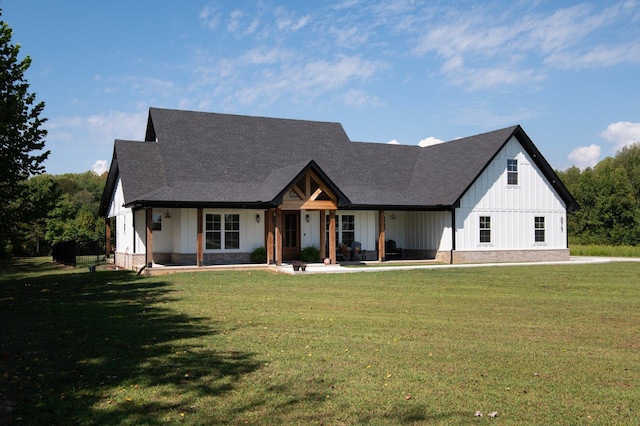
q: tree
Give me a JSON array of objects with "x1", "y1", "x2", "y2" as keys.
[
  {"x1": 559, "y1": 144, "x2": 640, "y2": 246},
  {"x1": 0, "y1": 10, "x2": 49, "y2": 257}
]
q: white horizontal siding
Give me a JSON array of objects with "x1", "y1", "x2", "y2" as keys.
[{"x1": 456, "y1": 137, "x2": 567, "y2": 251}]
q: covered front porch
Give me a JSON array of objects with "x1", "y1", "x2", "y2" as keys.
[
  {"x1": 109, "y1": 206, "x2": 452, "y2": 270},
  {"x1": 106, "y1": 167, "x2": 453, "y2": 270}
]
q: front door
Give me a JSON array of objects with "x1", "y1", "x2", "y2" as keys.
[{"x1": 283, "y1": 211, "x2": 300, "y2": 260}]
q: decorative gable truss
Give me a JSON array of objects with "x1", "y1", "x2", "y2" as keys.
[{"x1": 282, "y1": 169, "x2": 338, "y2": 211}]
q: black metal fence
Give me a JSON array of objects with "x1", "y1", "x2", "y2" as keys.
[{"x1": 53, "y1": 240, "x2": 105, "y2": 268}]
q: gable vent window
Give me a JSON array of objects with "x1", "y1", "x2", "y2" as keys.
[
  {"x1": 206, "y1": 213, "x2": 240, "y2": 250},
  {"x1": 535, "y1": 216, "x2": 545, "y2": 243},
  {"x1": 479, "y1": 216, "x2": 491, "y2": 243},
  {"x1": 507, "y1": 159, "x2": 518, "y2": 185}
]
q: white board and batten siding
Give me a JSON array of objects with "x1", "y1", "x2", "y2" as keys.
[
  {"x1": 301, "y1": 210, "x2": 379, "y2": 251},
  {"x1": 170, "y1": 208, "x2": 265, "y2": 255},
  {"x1": 108, "y1": 177, "x2": 136, "y2": 255},
  {"x1": 404, "y1": 211, "x2": 452, "y2": 251},
  {"x1": 383, "y1": 211, "x2": 452, "y2": 251},
  {"x1": 456, "y1": 137, "x2": 567, "y2": 251}
]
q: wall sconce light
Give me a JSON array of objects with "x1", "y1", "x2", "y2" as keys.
[
  {"x1": 256, "y1": 214, "x2": 261, "y2": 223},
  {"x1": 305, "y1": 214, "x2": 310, "y2": 223}
]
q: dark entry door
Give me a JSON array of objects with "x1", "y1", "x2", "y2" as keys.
[{"x1": 283, "y1": 211, "x2": 300, "y2": 260}]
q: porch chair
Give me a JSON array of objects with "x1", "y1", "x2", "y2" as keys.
[
  {"x1": 385, "y1": 240, "x2": 402, "y2": 260},
  {"x1": 350, "y1": 241, "x2": 364, "y2": 261}
]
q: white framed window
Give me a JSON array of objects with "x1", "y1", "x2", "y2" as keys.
[
  {"x1": 205, "y1": 213, "x2": 240, "y2": 250},
  {"x1": 507, "y1": 159, "x2": 518, "y2": 185},
  {"x1": 152, "y1": 213, "x2": 162, "y2": 231},
  {"x1": 326, "y1": 214, "x2": 355, "y2": 247},
  {"x1": 534, "y1": 216, "x2": 545, "y2": 243},
  {"x1": 479, "y1": 216, "x2": 491, "y2": 243}
]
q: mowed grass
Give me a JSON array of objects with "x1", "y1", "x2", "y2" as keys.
[{"x1": 1, "y1": 259, "x2": 639, "y2": 425}]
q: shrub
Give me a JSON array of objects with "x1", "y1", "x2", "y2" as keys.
[
  {"x1": 250, "y1": 246, "x2": 266, "y2": 263},
  {"x1": 299, "y1": 245, "x2": 320, "y2": 262}
]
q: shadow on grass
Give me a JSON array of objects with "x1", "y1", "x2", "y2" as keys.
[{"x1": 0, "y1": 259, "x2": 262, "y2": 425}]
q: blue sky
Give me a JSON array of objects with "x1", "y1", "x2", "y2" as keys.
[{"x1": 3, "y1": 0, "x2": 640, "y2": 175}]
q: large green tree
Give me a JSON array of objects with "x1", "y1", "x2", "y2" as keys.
[
  {"x1": 0, "y1": 10, "x2": 49, "y2": 256},
  {"x1": 558, "y1": 142, "x2": 640, "y2": 246}
]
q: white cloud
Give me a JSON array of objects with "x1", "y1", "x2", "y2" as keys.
[
  {"x1": 199, "y1": 5, "x2": 220, "y2": 29},
  {"x1": 343, "y1": 89, "x2": 382, "y2": 107},
  {"x1": 601, "y1": 121, "x2": 640, "y2": 151},
  {"x1": 275, "y1": 7, "x2": 310, "y2": 32},
  {"x1": 92, "y1": 160, "x2": 108, "y2": 175},
  {"x1": 228, "y1": 9, "x2": 243, "y2": 32},
  {"x1": 195, "y1": 52, "x2": 386, "y2": 107},
  {"x1": 412, "y1": 1, "x2": 639, "y2": 89},
  {"x1": 387, "y1": 139, "x2": 400, "y2": 145},
  {"x1": 418, "y1": 136, "x2": 443, "y2": 147},
  {"x1": 568, "y1": 144, "x2": 601, "y2": 169},
  {"x1": 48, "y1": 110, "x2": 148, "y2": 147}
]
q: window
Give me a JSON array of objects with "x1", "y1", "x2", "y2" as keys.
[
  {"x1": 535, "y1": 216, "x2": 545, "y2": 243},
  {"x1": 326, "y1": 214, "x2": 355, "y2": 246},
  {"x1": 205, "y1": 213, "x2": 240, "y2": 250},
  {"x1": 507, "y1": 159, "x2": 518, "y2": 185},
  {"x1": 152, "y1": 213, "x2": 162, "y2": 231},
  {"x1": 341, "y1": 215, "x2": 355, "y2": 247},
  {"x1": 205, "y1": 214, "x2": 221, "y2": 249},
  {"x1": 479, "y1": 216, "x2": 491, "y2": 243},
  {"x1": 225, "y1": 214, "x2": 240, "y2": 249}
]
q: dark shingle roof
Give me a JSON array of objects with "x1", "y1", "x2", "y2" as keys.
[{"x1": 100, "y1": 107, "x2": 577, "y2": 215}]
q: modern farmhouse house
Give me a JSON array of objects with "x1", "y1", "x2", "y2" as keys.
[{"x1": 99, "y1": 107, "x2": 578, "y2": 270}]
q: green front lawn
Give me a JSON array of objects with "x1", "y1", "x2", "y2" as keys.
[{"x1": 1, "y1": 258, "x2": 639, "y2": 424}]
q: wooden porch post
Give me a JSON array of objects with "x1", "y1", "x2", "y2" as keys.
[
  {"x1": 105, "y1": 217, "x2": 111, "y2": 260},
  {"x1": 146, "y1": 208, "x2": 153, "y2": 268},
  {"x1": 275, "y1": 208, "x2": 283, "y2": 266},
  {"x1": 319, "y1": 210, "x2": 326, "y2": 260},
  {"x1": 197, "y1": 208, "x2": 204, "y2": 266},
  {"x1": 378, "y1": 210, "x2": 385, "y2": 262},
  {"x1": 329, "y1": 210, "x2": 336, "y2": 264},
  {"x1": 266, "y1": 209, "x2": 275, "y2": 264}
]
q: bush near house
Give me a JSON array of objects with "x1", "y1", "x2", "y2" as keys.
[{"x1": 299, "y1": 245, "x2": 320, "y2": 262}]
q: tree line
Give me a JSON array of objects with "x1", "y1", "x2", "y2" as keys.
[
  {"x1": 556, "y1": 143, "x2": 640, "y2": 246},
  {"x1": 5, "y1": 172, "x2": 107, "y2": 257}
]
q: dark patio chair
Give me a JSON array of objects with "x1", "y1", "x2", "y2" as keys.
[{"x1": 385, "y1": 239, "x2": 402, "y2": 260}]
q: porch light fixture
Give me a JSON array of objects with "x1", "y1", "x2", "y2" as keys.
[
  {"x1": 390, "y1": 212, "x2": 396, "y2": 220},
  {"x1": 164, "y1": 211, "x2": 172, "y2": 219},
  {"x1": 256, "y1": 214, "x2": 261, "y2": 223},
  {"x1": 305, "y1": 214, "x2": 310, "y2": 223}
]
